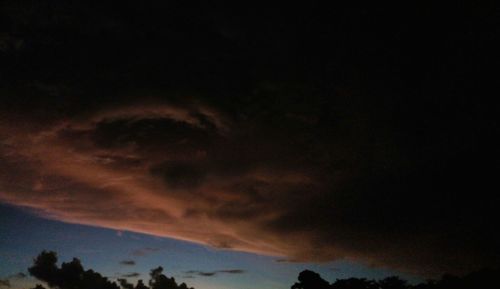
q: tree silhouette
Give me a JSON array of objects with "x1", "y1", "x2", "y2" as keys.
[
  {"x1": 28, "y1": 251, "x2": 59, "y2": 288},
  {"x1": 135, "y1": 280, "x2": 149, "y2": 289},
  {"x1": 21, "y1": 251, "x2": 498, "y2": 289},
  {"x1": 27, "y1": 251, "x2": 193, "y2": 289},
  {"x1": 149, "y1": 267, "x2": 192, "y2": 289},
  {"x1": 28, "y1": 251, "x2": 119, "y2": 289},
  {"x1": 292, "y1": 270, "x2": 330, "y2": 289},
  {"x1": 331, "y1": 277, "x2": 377, "y2": 289},
  {"x1": 378, "y1": 276, "x2": 409, "y2": 289},
  {"x1": 291, "y1": 269, "x2": 497, "y2": 289}
]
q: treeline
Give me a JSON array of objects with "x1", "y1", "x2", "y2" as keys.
[
  {"x1": 21, "y1": 251, "x2": 496, "y2": 289},
  {"x1": 27, "y1": 251, "x2": 192, "y2": 289},
  {"x1": 291, "y1": 269, "x2": 497, "y2": 289}
]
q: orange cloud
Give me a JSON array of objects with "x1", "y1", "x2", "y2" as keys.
[
  {"x1": 0, "y1": 102, "x2": 296, "y2": 257},
  {"x1": 0, "y1": 100, "x2": 497, "y2": 277}
]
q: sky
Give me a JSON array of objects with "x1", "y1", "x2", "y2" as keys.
[
  {"x1": 0, "y1": 2, "x2": 499, "y2": 289},
  {"x1": 1, "y1": 204, "x2": 418, "y2": 289}
]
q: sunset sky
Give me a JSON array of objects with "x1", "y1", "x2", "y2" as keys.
[
  {"x1": 0, "y1": 2, "x2": 498, "y2": 289},
  {"x1": 1, "y1": 203, "x2": 418, "y2": 289}
]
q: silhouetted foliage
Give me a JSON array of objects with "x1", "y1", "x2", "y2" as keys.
[
  {"x1": 135, "y1": 280, "x2": 149, "y2": 289},
  {"x1": 118, "y1": 279, "x2": 134, "y2": 289},
  {"x1": 332, "y1": 277, "x2": 378, "y2": 289},
  {"x1": 28, "y1": 251, "x2": 119, "y2": 289},
  {"x1": 378, "y1": 276, "x2": 409, "y2": 289},
  {"x1": 291, "y1": 269, "x2": 497, "y2": 289},
  {"x1": 23, "y1": 251, "x2": 497, "y2": 289},
  {"x1": 149, "y1": 267, "x2": 192, "y2": 289},
  {"x1": 28, "y1": 251, "x2": 193, "y2": 289},
  {"x1": 292, "y1": 270, "x2": 330, "y2": 289}
]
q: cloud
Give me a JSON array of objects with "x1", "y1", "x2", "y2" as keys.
[
  {"x1": 0, "y1": 1, "x2": 498, "y2": 278},
  {"x1": 183, "y1": 270, "x2": 245, "y2": 277},
  {"x1": 121, "y1": 273, "x2": 140, "y2": 278},
  {"x1": 120, "y1": 260, "x2": 136, "y2": 266},
  {"x1": 0, "y1": 273, "x2": 26, "y2": 288},
  {"x1": 2, "y1": 93, "x2": 499, "y2": 277},
  {"x1": 0, "y1": 95, "x2": 498, "y2": 277},
  {"x1": 1, "y1": 273, "x2": 27, "y2": 280},
  {"x1": 14, "y1": 273, "x2": 27, "y2": 279},
  {"x1": 218, "y1": 270, "x2": 244, "y2": 274}
]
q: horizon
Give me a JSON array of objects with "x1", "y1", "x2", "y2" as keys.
[{"x1": 1, "y1": 204, "x2": 423, "y2": 289}]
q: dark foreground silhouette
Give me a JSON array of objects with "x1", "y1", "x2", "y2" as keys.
[
  {"x1": 24, "y1": 251, "x2": 496, "y2": 289},
  {"x1": 291, "y1": 269, "x2": 498, "y2": 289},
  {"x1": 28, "y1": 251, "x2": 192, "y2": 289}
]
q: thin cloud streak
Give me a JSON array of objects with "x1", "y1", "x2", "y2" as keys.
[
  {"x1": 121, "y1": 273, "x2": 140, "y2": 278},
  {"x1": 120, "y1": 260, "x2": 136, "y2": 266},
  {"x1": 183, "y1": 270, "x2": 245, "y2": 277}
]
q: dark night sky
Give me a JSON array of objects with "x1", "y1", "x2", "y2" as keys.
[{"x1": 1, "y1": 2, "x2": 499, "y2": 288}]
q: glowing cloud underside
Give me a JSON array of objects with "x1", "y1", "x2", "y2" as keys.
[{"x1": 0, "y1": 101, "x2": 496, "y2": 276}]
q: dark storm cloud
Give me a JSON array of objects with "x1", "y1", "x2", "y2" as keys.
[
  {"x1": 120, "y1": 260, "x2": 136, "y2": 266},
  {"x1": 150, "y1": 161, "x2": 207, "y2": 190},
  {"x1": 1, "y1": 1, "x2": 498, "y2": 277}
]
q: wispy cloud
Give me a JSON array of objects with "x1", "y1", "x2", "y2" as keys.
[
  {"x1": 218, "y1": 270, "x2": 244, "y2": 274},
  {"x1": 183, "y1": 269, "x2": 245, "y2": 277},
  {"x1": 11, "y1": 273, "x2": 26, "y2": 279},
  {"x1": 121, "y1": 273, "x2": 140, "y2": 278},
  {"x1": 0, "y1": 272, "x2": 27, "y2": 288}
]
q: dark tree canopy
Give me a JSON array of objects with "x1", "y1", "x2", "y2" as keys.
[
  {"x1": 149, "y1": 267, "x2": 192, "y2": 289},
  {"x1": 21, "y1": 251, "x2": 498, "y2": 289},
  {"x1": 28, "y1": 251, "x2": 193, "y2": 289},
  {"x1": 292, "y1": 270, "x2": 331, "y2": 289},
  {"x1": 291, "y1": 269, "x2": 497, "y2": 289}
]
